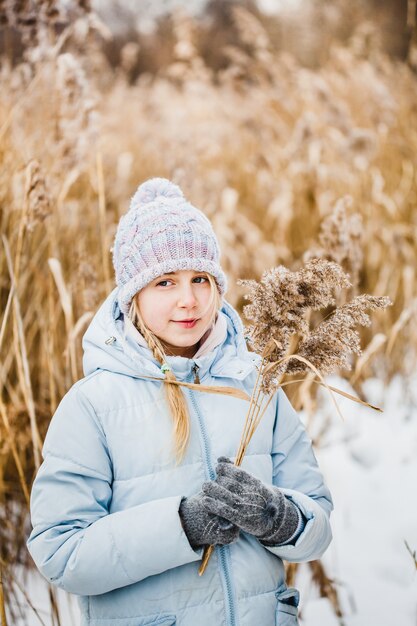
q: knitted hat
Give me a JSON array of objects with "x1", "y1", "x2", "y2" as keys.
[{"x1": 113, "y1": 177, "x2": 228, "y2": 314}]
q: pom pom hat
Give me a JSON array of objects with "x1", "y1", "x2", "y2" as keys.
[{"x1": 113, "y1": 178, "x2": 228, "y2": 314}]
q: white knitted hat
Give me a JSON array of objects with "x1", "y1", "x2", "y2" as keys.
[{"x1": 112, "y1": 178, "x2": 228, "y2": 314}]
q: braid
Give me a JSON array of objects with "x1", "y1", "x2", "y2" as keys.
[
  {"x1": 129, "y1": 298, "x2": 191, "y2": 463},
  {"x1": 137, "y1": 320, "x2": 165, "y2": 366},
  {"x1": 128, "y1": 273, "x2": 221, "y2": 463}
]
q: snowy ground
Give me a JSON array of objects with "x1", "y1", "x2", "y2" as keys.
[
  {"x1": 8, "y1": 375, "x2": 417, "y2": 625},
  {"x1": 300, "y1": 374, "x2": 417, "y2": 625}
]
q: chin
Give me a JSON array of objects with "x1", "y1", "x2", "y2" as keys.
[{"x1": 172, "y1": 334, "x2": 200, "y2": 346}]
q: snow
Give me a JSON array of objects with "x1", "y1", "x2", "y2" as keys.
[
  {"x1": 300, "y1": 374, "x2": 417, "y2": 625},
  {"x1": 7, "y1": 570, "x2": 80, "y2": 626},
  {"x1": 10, "y1": 376, "x2": 417, "y2": 625}
]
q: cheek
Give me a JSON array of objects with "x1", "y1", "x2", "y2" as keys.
[
  {"x1": 138, "y1": 295, "x2": 170, "y2": 332},
  {"x1": 199, "y1": 288, "x2": 214, "y2": 315}
]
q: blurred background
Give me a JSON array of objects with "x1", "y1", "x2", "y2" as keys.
[{"x1": 1, "y1": 0, "x2": 417, "y2": 624}]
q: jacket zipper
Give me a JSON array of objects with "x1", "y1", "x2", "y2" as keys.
[{"x1": 188, "y1": 362, "x2": 239, "y2": 626}]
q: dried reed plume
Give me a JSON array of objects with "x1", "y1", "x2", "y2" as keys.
[
  {"x1": 239, "y1": 259, "x2": 351, "y2": 390},
  {"x1": 240, "y1": 259, "x2": 391, "y2": 392},
  {"x1": 288, "y1": 294, "x2": 392, "y2": 376},
  {"x1": 2, "y1": 0, "x2": 90, "y2": 47},
  {"x1": 24, "y1": 159, "x2": 51, "y2": 231},
  {"x1": 303, "y1": 196, "x2": 363, "y2": 289}
]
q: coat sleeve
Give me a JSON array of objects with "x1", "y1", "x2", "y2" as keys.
[
  {"x1": 26, "y1": 383, "x2": 202, "y2": 596},
  {"x1": 264, "y1": 388, "x2": 333, "y2": 562}
]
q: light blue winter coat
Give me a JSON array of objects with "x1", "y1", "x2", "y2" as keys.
[{"x1": 27, "y1": 288, "x2": 333, "y2": 626}]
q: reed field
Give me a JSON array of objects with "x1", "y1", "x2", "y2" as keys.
[{"x1": 0, "y1": 1, "x2": 416, "y2": 623}]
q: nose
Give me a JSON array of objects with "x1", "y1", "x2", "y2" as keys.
[{"x1": 177, "y1": 283, "x2": 197, "y2": 309}]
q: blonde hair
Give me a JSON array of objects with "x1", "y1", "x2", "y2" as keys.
[{"x1": 128, "y1": 273, "x2": 222, "y2": 463}]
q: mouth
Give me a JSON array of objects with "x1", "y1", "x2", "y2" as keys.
[{"x1": 173, "y1": 318, "x2": 199, "y2": 328}]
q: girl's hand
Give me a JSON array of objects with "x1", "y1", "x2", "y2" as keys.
[
  {"x1": 201, "y1": 457, "x2": 301, "y2": 545},
  {"x1": 179, "y1": 491, "x2": 240, "y2": 550}
]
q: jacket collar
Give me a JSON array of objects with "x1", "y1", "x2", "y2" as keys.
[{"x1": 82, "y1": 288, "x2": 259, "y2": 383}]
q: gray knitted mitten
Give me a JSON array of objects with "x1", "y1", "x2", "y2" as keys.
[
  {"x1": 201, "y1": 457, "x2": 301, "y2": 546},
  {"x1": 179, "y1": 492, "x2": 240, "y2": 551}
]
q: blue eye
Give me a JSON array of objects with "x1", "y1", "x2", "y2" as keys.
[{"x1": 156, "y1": 276, "x2": 207, "y2": 287}]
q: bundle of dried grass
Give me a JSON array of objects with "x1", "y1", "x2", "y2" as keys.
[{"x1": 199, "y1": 257, "x2": 391, "y2": 574}]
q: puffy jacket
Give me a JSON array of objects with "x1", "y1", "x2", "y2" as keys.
[{"x1": 27, "y1": 288, "x2": 333, "y2": 626}]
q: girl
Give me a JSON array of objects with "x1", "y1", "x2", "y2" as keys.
[{"x1": 27, "y1": 177, "x2": 333, "y2": 626}]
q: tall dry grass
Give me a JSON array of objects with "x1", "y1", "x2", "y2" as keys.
[{"x1": 0, "y1": 2, "x2": 416, "y2": 623}]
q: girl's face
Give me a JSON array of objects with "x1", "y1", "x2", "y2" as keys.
[{"x1": 136, "y1": 270, "x2": 216, "y2": 358}]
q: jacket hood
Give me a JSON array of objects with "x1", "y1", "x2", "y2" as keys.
[{"x1": 82, "y1": 288, "x2": 259, "y2": 382}]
